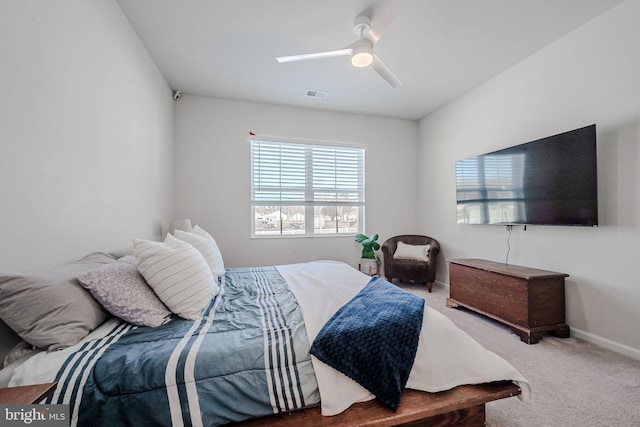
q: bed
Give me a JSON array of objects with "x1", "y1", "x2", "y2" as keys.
[{"x1": 0, "y1": 232, "x2": 529, "y2": 427}]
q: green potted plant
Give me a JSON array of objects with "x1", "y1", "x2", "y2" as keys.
[{"x1": 355, "y1": 233, "x2": 380, "y2": 275}]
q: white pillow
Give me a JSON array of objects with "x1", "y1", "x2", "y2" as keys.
[
  {"x1": 393, "y1": 242, "x2": 431, "y2": 262},
  {"x1": 185, "y1": 225, "x2": 225, "y2": 279},
  {"x1": 133, "y1": 235, "x2": 217, "y2": 320},
  {"x1": 174, "y1": 228, "x2": 224, "y2": 279}
]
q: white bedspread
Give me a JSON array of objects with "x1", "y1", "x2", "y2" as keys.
[
  {"x1": 277, "y1": 260, "x2": 531, "y2": 416},
  {"x1": 9, "y1": 318, "x2": 123, "y2": 387}
]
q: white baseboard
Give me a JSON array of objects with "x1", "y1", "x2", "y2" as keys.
[
  {"x1": 433, "y1": 279, "x2": 448, "y2": 290},
  {"x1": 570, "y1": 327, "x2": 640, "y2": 361},
  {"x1": 436, "y1": 280, "x2": 640, "y2": 361}
]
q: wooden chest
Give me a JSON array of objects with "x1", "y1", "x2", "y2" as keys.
[{"x1": 446, "y1": 259, "x2": 570, "y2": 344}]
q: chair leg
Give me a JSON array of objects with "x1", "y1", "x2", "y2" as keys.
[{"x1": 427, "y1": 281, "x2": 433, "y2": 293}]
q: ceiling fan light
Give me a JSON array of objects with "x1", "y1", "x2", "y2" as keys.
[{"x1": 351, "y1": 45, "x2": 373, "y2": 67}]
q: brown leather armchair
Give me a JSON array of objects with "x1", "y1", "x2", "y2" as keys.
[{"x1": 382, "y1": 235, "x2": 440, "y2": 292}]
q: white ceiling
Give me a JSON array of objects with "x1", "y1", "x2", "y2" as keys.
[{"x1": 115, "y1": 0, "x2": 624, "y2": 121}]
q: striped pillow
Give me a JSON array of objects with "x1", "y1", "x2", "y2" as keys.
[
  {"x1": 133, "y1": 235, "x2": 217, "y2": 320},
  {"x1": 177, "y1": 225, "x2": 225, "y2": 279}
]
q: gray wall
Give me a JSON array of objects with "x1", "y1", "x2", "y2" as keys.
[
  {"x1": 418, "y1": 0, "x2": 640, "y2": 358},
  {"x1": 0, "y1": 0, "x2": 175, "y2": 272},
  {"x1": 174, "y1": 96, "x2": 419, "y2": 269}
]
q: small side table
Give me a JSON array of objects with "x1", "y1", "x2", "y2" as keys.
[
  {"x1": 0, "y1": 382, "x2": 57, "y2": 404},
  {"x1": 359, "y1": 259, "x2": 380, "y2": 276}
]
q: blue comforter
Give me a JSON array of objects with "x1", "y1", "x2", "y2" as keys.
[{"x1": 47, "y1": 267, "x2": 319, "y2": 426}]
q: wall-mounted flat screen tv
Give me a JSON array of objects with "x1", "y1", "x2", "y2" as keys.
[{"x1": 456, "y1": 124, "x2": 598, "y2": 226}]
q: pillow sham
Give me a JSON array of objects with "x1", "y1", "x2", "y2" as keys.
[
  {"x1": 109, "y1": 247, "x2": 135, "y2": 259},
  {"x1": 188, "y1": 225, "x2": 225, "y2": 279},
  {"x1": 77, "y1": 256, "x2": 172, "y2": 327},
  {"x1": 133, "y1": 235, "x2": 216, "y2": 320},
  {"x1": 174, "y1": 227, "x2": 225, "y2": 279},
  {"x1": 393, "y1": 241, "x2": 431, "y2": 262},
  {"x1": 0, "y1": 252, "x2": 116, "y2": 350}
]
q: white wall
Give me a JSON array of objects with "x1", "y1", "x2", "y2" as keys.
[
  {"x1": 0, "y1": 0, "x2": 175, "y2": 272},
  {"x1": 175, "y1": 96, "x2": 418, "y2": 268},
  {"x1": 418, "y1": 0, "x2": 640, "y2": 358}
]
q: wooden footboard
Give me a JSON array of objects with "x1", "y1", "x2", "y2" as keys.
[{"x1": 235, "y1": 381, "x2": 521, "y2": 427}]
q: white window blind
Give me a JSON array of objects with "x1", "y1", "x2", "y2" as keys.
[{"x1": 251, "y1": 139, "x2": 365, "y2": 237}]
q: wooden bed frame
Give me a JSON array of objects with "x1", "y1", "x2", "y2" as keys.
[{"x1": 235, "y1": 381, "x2": 521, "y2": 427}]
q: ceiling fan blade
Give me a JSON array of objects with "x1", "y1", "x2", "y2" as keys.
[
  {"x1": 276, "y1": 48, "x2": 351, "y2": 63},
  {"x1": 371, "y1": 54, "x2": 403, "y2": 88},
  {"x1": 368, "y1": 0, "x2": 408, "y2": 43}
]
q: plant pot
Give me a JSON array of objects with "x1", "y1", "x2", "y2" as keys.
[{"x1": 359, "y1": 258, "x2": 379, "y2": 276}]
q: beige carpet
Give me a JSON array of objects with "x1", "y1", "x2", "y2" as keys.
[{"x1": 398, "y1": 282, "x2": 640, "y2": 427}]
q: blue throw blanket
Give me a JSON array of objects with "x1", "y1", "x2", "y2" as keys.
[{"x1": 310, "y1": 276, "x2": 424, "y2": 410}]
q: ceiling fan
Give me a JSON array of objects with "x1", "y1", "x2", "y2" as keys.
[{"x1": 276, "y1": 2, "x2": 405, "y2": 88}]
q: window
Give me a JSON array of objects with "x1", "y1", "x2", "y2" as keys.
[{"x1": 251, "y1": 138, "x2": 365, "y2": 237}]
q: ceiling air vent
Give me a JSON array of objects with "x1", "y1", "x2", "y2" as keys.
[{"x1": 305, "y1": 89, "x2": 328, "y2": 99}]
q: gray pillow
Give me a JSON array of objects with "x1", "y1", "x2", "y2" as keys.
[
  {"x1": 77, "y1": 256, "x2": 172, "y2": 327},
  {"x1": 0, "y1": 252, "x2": 116, "y2": 350},
  {"x1": 109, "y1": 247, "x2": 135, "y2": 259}
]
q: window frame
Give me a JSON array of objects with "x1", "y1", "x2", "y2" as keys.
[{"x1": 250, "y1": 137, "x2": 365, "y2": 238}]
